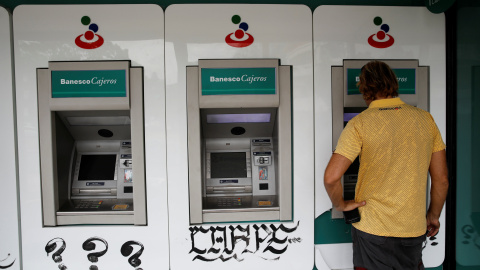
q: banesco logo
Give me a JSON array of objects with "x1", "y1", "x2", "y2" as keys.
[
  {"x1": 209, "y1": 74, "x2": 267, "y2": 84},
  {"x1": 367, "y1": 16, "x2": 395, "y2": 49},
  {"x1": 75, "y1": 16, "x2": 104, "y2": 49},
  {"x1": 225, "y1": 15, "x2": 254, "y2": 48},
  {"x1": 60, "y1": 77, "x2": 117, "y2": 87}
]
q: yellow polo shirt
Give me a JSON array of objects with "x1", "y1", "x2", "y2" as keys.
[{"x1": 334, "y1": 98, "x2": 445, "y2": 237}]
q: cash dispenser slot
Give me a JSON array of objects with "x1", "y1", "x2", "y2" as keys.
[
  {"x1": 206, "y1": 186, "x2": 253, "y2": 193},
  {"x1": 37, "y1": 61, "x2": 146, "y2": 226},
  {"x1": 187, "y1": 59, "x2": 292, "y2": 224},
  {"x1": 331, "y1": 59, "x2": 429, "y2": 219}
]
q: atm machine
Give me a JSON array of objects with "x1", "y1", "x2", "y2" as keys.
[
  {"x1": 187, "y1": 59, "x2": 292, "y2": 224},
  {"x1": 330, "y1": 59, "x2": 429, "y2": 219},
  {"x1": 37, "y1": 61, "x2": 146, "y2": 226}
]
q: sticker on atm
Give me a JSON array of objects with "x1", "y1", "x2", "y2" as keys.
[
  {"x1": 112, "y1": 204, "x2": 129, "y2": 210},
  {"x1": 259, "y1": 167, "x2": 268, "y2": 180},
  {"x1": 258, "y1": 201, "x2": 272, "y2": 206},
  {"x1": 124, "y1": 169, "x2": 133, "y2": 183}
]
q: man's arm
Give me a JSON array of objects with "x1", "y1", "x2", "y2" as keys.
[
  {"x1": 427, "y1": 149, "x2": 449, "y2": 237},
  {"x1": 324, "y1": 153, "x2": 366, "y2": 212}
]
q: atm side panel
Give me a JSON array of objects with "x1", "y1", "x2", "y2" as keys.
[
  {"x1": 130, "y1": 67, "x2": 147, "y2": 225},
  {"x1": 54, "y1": 113, "x2": 74, "y2": 209},
  {"x1": 37, "y1": 68, "x2": 57, "y2": 226},
  {"x1": 331, "y1": 66, "x2": 345, "y2": 219},
  {"x1": 417, "y1": 66, "x2": 430, "y2": 112},
  {"x1": 186, "y1": 66, "x2": 203, "y2": 224},
  {"x1": 278, "y1": 65, "x2": 293, "y2": 221}
]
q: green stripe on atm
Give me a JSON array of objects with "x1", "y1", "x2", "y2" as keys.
[
  {"x1": 201, "y1": 67, "x2": 276, "y2": 95},
  {"x1": 51, "y1": 70, "x2": 127, "y2": 98}
]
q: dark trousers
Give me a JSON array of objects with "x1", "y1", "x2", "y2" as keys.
[{"x1": 352, "y1": 226, "x2": 426, "y2": 270}]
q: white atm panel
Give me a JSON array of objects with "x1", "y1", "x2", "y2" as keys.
[
  {"x1": 14, "y1": 5, "x2": 168, "y2": 269},
  {"x1": 313, "y1": 6, "x2": 446, "y2": 270},
  {"x1": 166, "y1": 5, "x2": 313, "y2": 268}
]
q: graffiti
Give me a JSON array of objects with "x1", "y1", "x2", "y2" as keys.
[
  {"x1": 82, "y1": 237, "x2": 108, "y2": 270},
  {"x1": 422, "y1": 235, "x2": 439, "y2": 250},
  {"x1": 121, "y1": 241, "x2": 144, "y2": 270},
  {"x1": 0, "y1": 253, "x2": 15, "y2": 269},
  {"x1": 46, "y1": 237, "x2": 144, "y2": 269},
  {"x1": 45, "y1": 237, "x2": 67, "y2": 270},
  {"x1": 461, "y1": 225, "x2": 480, "y2": 249},
  {"x1": 189, "y1": 222, "x2": 301, "y2": 261},
  {"x1": 288, "y1": 237, "x2": 302, "y2": 244}
]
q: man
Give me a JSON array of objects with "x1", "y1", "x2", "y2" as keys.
[{"x1": 324, "y1": 60, "x2": 449, "y2": 270}]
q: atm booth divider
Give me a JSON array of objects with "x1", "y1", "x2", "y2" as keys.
[
  {"x1": 37, "y1": 61, "x2": 146, "y2": 226},
  {"x1": 187, "y1": 59, "x2": 292, "y2": 224},
  {"x1": 0, "y1": 7, "x2": 20, "y2": 270}
]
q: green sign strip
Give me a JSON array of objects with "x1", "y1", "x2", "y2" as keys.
[
  {"x1": 201, "y1": 67, "x2": 276, "y2": 96},
  {"x1": 51, "y1": 70, "x2": 127, "y2": 98},
  {"x1": 347, "y1": 68, "x2": 416, "y2": 95}
]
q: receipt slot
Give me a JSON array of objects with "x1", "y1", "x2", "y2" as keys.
[
  {"x1": 37, "y1": 61, "x2": 146, "y2": 226},
  {"x1": 187, "y1": 59, "x2": 292, "y2": 224},
  {"x1": 331, "y1": 59, "x2": 429, "y2": 219}
]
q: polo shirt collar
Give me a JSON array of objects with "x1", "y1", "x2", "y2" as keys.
[{"x1": 368, "y1": 97, "x2": 405, "y2": 108}]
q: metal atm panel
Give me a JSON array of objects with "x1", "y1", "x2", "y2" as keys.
[
  {"x1": 331, "y1": 59, "x2": 429, "y2": 219},
  {"x1": 187, "y1": 59, "x2": 292, "y2": 224},
  {"x1": 37, "y1": 61, "x2": 146, "y2": 226}
]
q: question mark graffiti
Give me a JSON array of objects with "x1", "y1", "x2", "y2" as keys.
[
  {"x1": 45, "y1": 237, "x2": 67, "y2": 270},
  {"x1": 82, "y1": 237, "x2": 108, "y2": 270},
  {"x1": 120, "y1": 241, "x2": 144, "y2": 270}
]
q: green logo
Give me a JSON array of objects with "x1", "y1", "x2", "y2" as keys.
[
  {"x1": 51, "y1": 70, "x2": 127, "y2": 98},
  {"x1": 201, "y1": 68, "x2": 276, "y2": 95}
]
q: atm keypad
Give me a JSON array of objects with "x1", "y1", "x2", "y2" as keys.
[
  {"x1": 74, "y1": 200, "x2": 103, "y2": 209},
  {"x1": 217, "y1": 197, "x2": 242, "y2": 207},
  {"x1": 60, "y1": 199, "x2": 134, "y2": 213}
]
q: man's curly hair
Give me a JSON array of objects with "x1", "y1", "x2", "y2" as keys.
[{"x1": 357, "y1": 60, "x2": 399, "y2": 101}]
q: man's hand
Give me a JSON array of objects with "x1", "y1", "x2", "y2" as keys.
[
  {"x1": 427, "y1": 149, "x2": 448, "y2": 237},
  {"x1": 324, "y1": 153, "x2": 366, "y2": 212},
  {"x1": 426, "y1": 211, "x2": 440, "y2": 237},
  {"x1": 342, "y1": 200, "x2": 366, "y2": 212}
]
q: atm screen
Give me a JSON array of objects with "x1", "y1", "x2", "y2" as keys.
[
  {"x1": 344, "y1": 107, "x2": 366, "y2": 125},
  {"x1": 210, "y1": 152, "x2": 247, "y2": 178},
  {"x1": 78, "y1": 154, "x2": 117, "y2": 180},
  {"x1": 344, "y1": 113, "x2": 359, "y2": 123}
]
